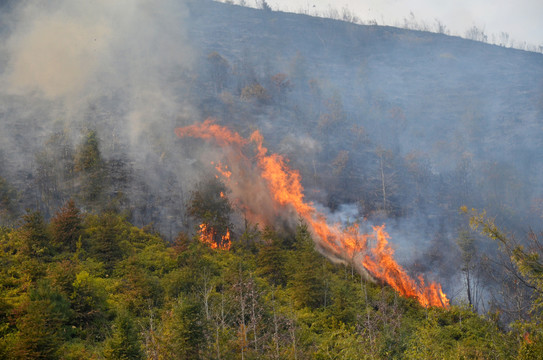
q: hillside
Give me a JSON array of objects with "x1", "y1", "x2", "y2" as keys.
[
  {"x1": 187, "y1": 1, "x2": 543, "y2": 170},
  {"x1": 0, "y1": 1, "x2": 543, "y2": 357},
  {"x1": 0, "y1": 206, "x2": 525, "y2": 359}
]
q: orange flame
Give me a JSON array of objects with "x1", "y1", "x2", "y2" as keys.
[
  {"x1": 215, "y1": 161, "x2": 232, "y2": 179},
  {"x1": 199, "y1": 223, "x2": 231, "y2": 250},
  {"x1": 177, "y1": 120, "x2": 449, "y2": 308}
]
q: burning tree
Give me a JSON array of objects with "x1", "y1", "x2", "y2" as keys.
[
  {"x1": 188, "y1": 177, "x2": 233, "y2": 250},
  {"x1": 176, "y1": 119, "x2": 449, "y2": 308}
]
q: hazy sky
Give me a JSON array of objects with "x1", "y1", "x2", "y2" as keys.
[{"x1": 263, "y1": 0, "x2": 542, "y2": 47}]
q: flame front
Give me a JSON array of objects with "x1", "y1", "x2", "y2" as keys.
[{"x1": 178, "y1": 120, "x2": 449, "y2": 308}]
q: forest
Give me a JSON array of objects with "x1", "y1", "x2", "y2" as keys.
[
  {"x1": 0, "y1": 194, "x2": 541, "y2": 359},
  {"x1": 1, "y1": 0, "x2": 543, "y2": 358}
]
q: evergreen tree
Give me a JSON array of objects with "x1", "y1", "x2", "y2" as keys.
[
  {"x1": 20, "y1": 209, "x2": 51, "y2": 259},
  {"x1": 188, "y1": 178, "x2": 232, "y2": 248},
  {"x1": 257, "y1": 227, "x2": 286, "y2": 286},
  {"x1": 74, "y1": 130, "x2": 104, "y2": 209},
  {"x1": 50, "y1": 199, "x2": 83, "y2": 252},
  {"x1": 159, "y1": 297, "x2": 205, "y2": 359},
  {"x1": 85, "y1": 212, "x2": 125, "y2": 273},
  {"x1": 11, "y1": 281, "x2": 71, "y2": 359},
  {"x1": 288, "y1": 223, "x2": 325, "y2": 309},
  {"x1": 0, "y1": 176, "x2": 17, "y2": 224},
  {"x1": 103, "y1": 310, "x2": 144, "y2": 360}
]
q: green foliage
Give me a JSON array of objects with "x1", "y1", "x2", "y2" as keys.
[
  {"x1": 50, "y1": 199, "x2": 83, "y2": 252},
  {"x1": 158, "y1": 296, "x2": 205, "y2": 359},
  {"x1": 0, "y1": 207, "x2": 532, "y2": 358},
  {"x1": 257, "y1": 227, "x2": 286, "y2": 286},
  {"x1": 188, "y1": 178, "x2": 233, "y2": 248},
  {"x1": 11, "y1": 280, "x2": 72, "y2": 359},
  {"x1": 85, "y1": 212, "x2": 126, "y2": 273},
  {"x1": 0, "y1": 176, "x2": 17, "y2": 224},
  {"x1": 70, "y1": 270, "x2": 110, "y2": 341},
  {"x1": 103, "y1": 310, "x2": 143, "y2": 360},
  {"x1": 19, "y1": 209, "x2": 51, "y2": 259},
  {"x1": 287, "y1": 223, "x2": 326, "y2": 309},
  {"x1": 405, "y1": 306, "x2": 514, "y2": 359},
  {"x1": 74, "y1": 130, "x2": 105, "y2": 208},
  {"x1": 466, "y1": 208, "x2": 543, "y2": 359}
]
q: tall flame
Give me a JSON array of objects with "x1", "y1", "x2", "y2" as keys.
[{"x1": 177, "y1": 120, "x2": 449, "y2": 308}]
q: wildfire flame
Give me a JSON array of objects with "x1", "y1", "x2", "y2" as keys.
[
  {"x1": 215, "y1": 161, "x2": 232, "y2": 179},
  {"x1": 177, "y1": 119, "x2": 449, "y2": 308},
  {"x1": 199, "y1": 223, "x2": 231, "y2": 250}
]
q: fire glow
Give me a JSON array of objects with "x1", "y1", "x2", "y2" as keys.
[
  {"x1": 199, "y1": 223, "x2": 231, "y2": 250},
  {"x1": 176, "y1": 119, "x2": 449, "y2": 308}
]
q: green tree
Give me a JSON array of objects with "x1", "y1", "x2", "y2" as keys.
[
  {"x1": 158, "y1": 297, "x2": 205, "y2": 359},
  {"x1": 287, "y1": 223, "x2": 325, "y2": 309},
  {"x1": 103, "y1": 310, "x2": 144, "y2": 360},
  {"x1": 85, "y1": 212, "x2": 125, "y2": 273},
  {"x1": 19, "y1": 210, "x2": 51, "y2": 259},
  {"x1": 11, "y1": 280, "x2": 72, "y2": 359},
  {"x1": 257, "y1": 227, "x2": 286, "y2": 286},
  {"x1": 0, "y1": 176, "x2": 17, "y2": 224},
  {"x1": 70, "y1": 270, "x2": 109, "y2": 341},
  {"x1": 188, "y1": 178, "x2": 232, "y2": 249},
  {"x1": 74, "y1": 130, "x2": 104, "y2": 208},
  {"x1": 467, "y1": 208, "x2": 543, "y2": 357},
  {"x1": 50, "y1": 199, "x2": 83, "y2": 252},
  {"x1": 456, "y1": 230, "x2": 477, "y2": 308}
]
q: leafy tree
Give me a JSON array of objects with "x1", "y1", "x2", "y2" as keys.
[
  {"x1": 467, "y1": 208, "x2": 543, "y2": 355},
  {"x1": 405, "y1": 307, "x2": 514, "y2": 359},
  {"x1": 456, "y1": 230, "x2": 478, "y2": 308}
]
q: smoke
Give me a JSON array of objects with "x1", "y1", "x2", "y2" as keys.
[
  {"x1": 0, "y1": 0, "x2": 541, "y2": 308},
  {"x1": 1, "y1": 0, "x2": 195, "y2": 143}
]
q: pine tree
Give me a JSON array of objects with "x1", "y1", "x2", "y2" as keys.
[
  {"x1": 288, "y1": 223, "x2": 325, "y2": 309},
  {"x1": 50, "y1": 199, "x2": 82, "y2": 252},
  {"x1": 103, "y1": 310, "x2": 144, "y2": 360},
  {"x1": 74, "y1": 130, "x2": 104, "y2": 209},
  {"x1": 0, "y1": 176, "x2": 17, "y2": 224},
  {"x1": 20, "y1": 210, "x2": 51, "y2": 259},
  {"x1": 86, "y1": 212, "x2": 124, "y2": 273},
  {"x1": 257, "y1": 227, "x2": 286, "y2": 286},
  {"x1": 159, "y1": 297, "x2": 205, "y2": 359},
  {"x1": 188, "y1": 178, "x2": 232, "y2": 248},
  {"x1": 11, "y1": 281, "x2": 71, "y2": 359}
]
